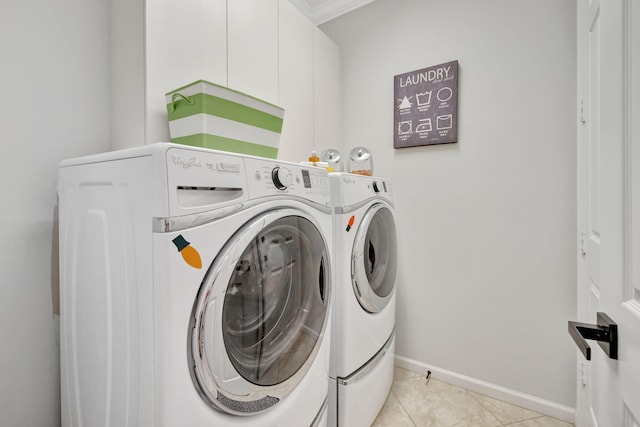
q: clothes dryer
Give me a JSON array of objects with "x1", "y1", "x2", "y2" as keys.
[
  {"x1": 58, "y1": 143, "x2": 333, "y2": 426},
  {"x1": 328, "y1": 173, "x2": 397, "y2": 427}
]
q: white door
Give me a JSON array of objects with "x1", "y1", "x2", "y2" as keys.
[{"x1": 575, "y1": 0, "x2": 640, "y2": 425}]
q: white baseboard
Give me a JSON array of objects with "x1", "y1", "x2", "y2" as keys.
[{"x1": 394, "y1": 355, "x2": 575, "y2": 424}]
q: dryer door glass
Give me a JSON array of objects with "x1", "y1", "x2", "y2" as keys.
[
  {"x1": 352, "y1": 204, "x2": 397, "y2": 312},
  {"x1": 190, "y1": 209, "x2": 330, "y2": 416}
]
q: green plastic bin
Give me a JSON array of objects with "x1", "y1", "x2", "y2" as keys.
[{"x1": 166, "y1": 80, "x2": 284, "y2": 159}]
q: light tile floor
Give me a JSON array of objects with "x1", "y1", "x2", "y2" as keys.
[{"x1": 372, "y1": 368, "x2": 574, "y2": 427}]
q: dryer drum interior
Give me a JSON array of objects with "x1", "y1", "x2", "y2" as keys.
[{"x1": 190, "y1": 211, "x2": 330, "y2": 415}]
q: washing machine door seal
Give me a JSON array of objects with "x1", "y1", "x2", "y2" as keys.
[
  {"x1": 189, "y1": 207, "x2": 331, "y2": 416},
  {"x1": 351, "y1": 202, "x2": 397, "y2": 313}
]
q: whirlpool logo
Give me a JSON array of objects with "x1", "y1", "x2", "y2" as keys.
[{"x1": 172, "y1": 156, "x2": 203, "y2": 169}]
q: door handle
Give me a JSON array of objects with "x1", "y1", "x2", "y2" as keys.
[{"x1": 568, "y1": 312, "x2": 618, "y2": 361}]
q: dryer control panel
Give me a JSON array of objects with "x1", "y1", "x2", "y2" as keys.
[
  {"x1": 329, "y1": 172, "x2": 394, "y2": 207},
  {"x1": 244, "y1": 157, "x2": 331, "y2": 207}
]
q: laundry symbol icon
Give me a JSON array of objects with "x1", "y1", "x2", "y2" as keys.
[
  {"x1": 416, "y1": 91, "x2": 432, "y2": 106},
  {"x1": 437, "y1": 86, "x2": 453, "y2": 102},
  {"x1": 172, "y1": 234, "x2": 202, "y2": 269},
  {"x1": 436, "y1": 115, "x2": 453, "y2": 130},
  {"x1": 415, "y1": 118, "x2": 432, "y2": 133},
  {"x1": 397, "y1": 96, "x2": 413, "y2": 110},
  {"x1": 398, "y1": 120, "x2": 412, "y2": 135}
]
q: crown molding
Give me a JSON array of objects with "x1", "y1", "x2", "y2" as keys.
[{"x1": 288, "y1": 0, "x2": 376, "y2": 25}]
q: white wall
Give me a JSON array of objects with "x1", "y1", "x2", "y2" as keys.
[
  {"x1": 0, "y1": 0, "x2": 111, "y2": 425},
  {"x1": 322, "y1": 0, "x2": 577, "y2": 410}
]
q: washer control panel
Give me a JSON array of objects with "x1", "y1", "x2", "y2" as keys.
[
  {"x1": 165, "y1": 147, "x2": 249, "y2": 217},
  {"x1": 271, "y1": 166, "x2": 294, "y2": 190},
  {"x1": 245, "y1": 157, "x2": 330, "y2": 207}
]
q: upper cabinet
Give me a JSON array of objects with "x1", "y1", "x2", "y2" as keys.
[
  {"x1": 228, "y1": 0, "x2": 279, "y2": 105},
  {"x1": 278, "y1": 0, "x2": 314, "y2": 162},
  {"x1": 314, "y1": 27, "x2": 341, "y2": 154},
  {"x1": 145, "y1": 0, "x2": 227, "y2": 144},
  {"x1": 110, "y1": 0, "x2": 340, "y2": 157}
]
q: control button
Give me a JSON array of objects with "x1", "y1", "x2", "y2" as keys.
[
  {"x1": 382, "y1": 181, "x2": 387, "y2": 192},
  {"x1": 372, "y1": 181, "x2": 380, "y2": 193},
  {"x1": 271, "y1": 167, "x2": 293, "y2": 190}
]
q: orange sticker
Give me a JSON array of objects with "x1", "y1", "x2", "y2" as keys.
[
  {"x1": 346, "y1": 215, "x2": 355, "y2": 232},
  {"x1": 172, "y1": 235, "x2": 202, "y2": 269}
]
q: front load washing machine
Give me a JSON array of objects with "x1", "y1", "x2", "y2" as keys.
[
  {"x1": 58, "y1": 143, "x2": 333, "y2": 426},
  {"x1": 328, "y1": 172, "x2": 398, "y2": 427}
]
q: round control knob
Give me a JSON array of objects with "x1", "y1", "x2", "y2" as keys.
[{"x1": 271, "y1": 167, "x2": 293, "y2": 190}]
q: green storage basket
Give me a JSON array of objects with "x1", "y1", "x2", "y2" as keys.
[{"x1": 166, "y1": 80, "x2": 284, "y2": 159}]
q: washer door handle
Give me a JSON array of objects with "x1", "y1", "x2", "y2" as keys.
[{"x1": 319, "y1": 257, "x2": 326, "y2": 302}]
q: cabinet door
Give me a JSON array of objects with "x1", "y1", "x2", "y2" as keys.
[
  {"x1": 228, "y1": 0, "x2": 279, "y2": 105},
  {"x1": 145, "y1": 0, "x2": 227, "y2": 144},
  {"x1": 314, "y1": 28, "x2": 341, "y2": 153},
  {"x1": 278, "y1": 0, "x2": 314, "y2": 162}
]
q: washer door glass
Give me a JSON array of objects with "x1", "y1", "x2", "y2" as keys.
[
  {"x1": 190, "y1": 210, "x2": 330, "y2": 415},
  {"x1": 223, "y1": 215, "x2": 328, "y2": 385},
  {"x1": 352, "y1": 204, "x2": 397, "y2": 313}
]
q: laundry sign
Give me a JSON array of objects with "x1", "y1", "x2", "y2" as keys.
[{"x1": 394, "y1": 60, "x2": 458, "y2": 148}]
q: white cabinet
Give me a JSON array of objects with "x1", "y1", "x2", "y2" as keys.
[
  {"x1": 278, "y1": 0, "x2": 314, "y2": 162},
  {"x1": 111, "y1": 0, "x2": 226, "y2": 149},
  {"x1": 110, "y1": 0, "x2": 340, "y2": 155},
  {"x1": 276, "y1": 3, "x2": 342, "y2": 163},
  {"x1": 145, "y1": 0, "x2": 227, "y2": 144},
  {"x1": 314, "y1": 27, "x2": 341, "y2": 155},
  {"x1": 228, "y1": 0, "x2": 279, "y2": 105}
]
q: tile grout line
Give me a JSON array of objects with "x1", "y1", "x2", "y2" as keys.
[
  {"x1": 390, "y1": 389, "x2": 418, "y2": 427},
  {"x1": 499, "y1": 415, "x2": 546, "y2": 427},
  {"x1": 387, "y1": 371, "x2": 573, "y2": 427},
  {"x1": 465, "y1": 390, "x2": 505, "y2": 427},
  {"x1": 465, "y1": 388, "x2": 545, "y2": 426}
]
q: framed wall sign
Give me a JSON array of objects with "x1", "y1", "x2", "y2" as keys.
[{"x1": 394, "y1": 60, "x2": 459, "y2": 148}]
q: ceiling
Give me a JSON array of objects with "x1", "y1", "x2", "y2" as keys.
[{"x1": 289, "y1": 0, "x2": 377, "y2": 24}]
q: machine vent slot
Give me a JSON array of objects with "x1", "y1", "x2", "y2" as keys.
[
  {"x1": 216, "y1": 392, "x2": 279, "y2": 413},
  {"x1": 177, "y1": 186, "x2": 241, "y2": 191},
  {"x1": 176, "y1": 186, "x2": 243, "y2": 208}
]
